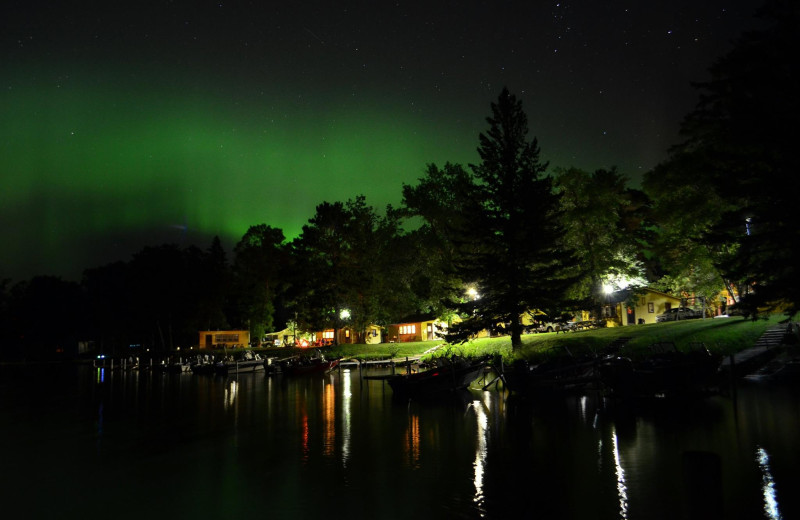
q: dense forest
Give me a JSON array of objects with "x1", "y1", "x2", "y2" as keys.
[{"x1": 2, "y1": 3, "x2": 797, "y2": 360}]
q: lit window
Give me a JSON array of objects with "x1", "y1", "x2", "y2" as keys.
[
  {"x1": 400, "y1": 325, "x2": 416, "y2": 335},
  {"x1": 323, "y1": 331, "x2": 334, "y2": 339}
]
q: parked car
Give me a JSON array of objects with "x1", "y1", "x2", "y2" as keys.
[
  {"x1": 568, "y1": 320, "x2": 600, "y2": 331},
  {"x1": 656, "y1": 307, "x2": 701, "y2": 322},
  {"x1": 530, "y1": 320, "x2": 573, "y2": 333},
  {"x1": 533, "y1": 321, "x2": 560, "y2": 333}
]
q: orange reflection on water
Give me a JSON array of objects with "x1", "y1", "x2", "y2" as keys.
[
  {"x1": 301, "y1": 412, "x2": 310, "y2": 463},
  {"x1": 323, "y1": 381, "x2": 335, "y2": 457},
  {"x1": 295, "y1": 392, "x2": 310, "y2": 463},
  {"x1": 403, "y1": 412, "x2": 421, "y2": 469}
]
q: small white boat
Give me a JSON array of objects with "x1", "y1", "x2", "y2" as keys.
[{"x1": 214, "y1": 351, "x2": 266, "y2": 375}]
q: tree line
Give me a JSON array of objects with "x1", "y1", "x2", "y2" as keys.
[{"x1": 2, "y1": 2, "x2": 796, "y2": 359}]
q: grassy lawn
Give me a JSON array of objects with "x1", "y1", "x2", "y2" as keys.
[
  {"x1": 510, "y1": 314, "x2": 785, "y2": 360},
  {"x1": 251, "y1": 314, "x2": 785, "y2": 362}
]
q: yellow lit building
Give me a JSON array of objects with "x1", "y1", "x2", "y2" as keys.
[
  {"x1": 604, "y1": 288, "x2": 682, "y2": 326},
  {"x1": 388, "y1": 314, "x2": 448, "y2": 342},
  {"x1": 198, "y1": 330, "x2": 251, "y2": 349}
]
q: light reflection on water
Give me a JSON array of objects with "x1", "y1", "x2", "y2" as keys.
[
  {"x1": 471, "y1": 395, "x2": 490, "y2": 516},
  {"x1": 341, "y1": 369, "x2": 352, "y2": 466},
  {"x1": 612, "y1": 426, "x2": 630, "y2": 519},
  {"x1": 1, "y1": 364, "x2": 798, "y2": 519},
  {"x1": 224, "y1": 379, "x2": 237, "y2": 410},
  {"x1": 757, "y1": 446, "x2": 783, "y2": 520},
  {"x1": 403, "y1": 407, "x2": 421, "y2": 469},
  {"x1": 322, "y1": 380, "x2": 335, "y2": 458}
]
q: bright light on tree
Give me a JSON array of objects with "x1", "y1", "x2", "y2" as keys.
[{"x1": 602, "y1": 272, "x2": 646, "y2": 294}]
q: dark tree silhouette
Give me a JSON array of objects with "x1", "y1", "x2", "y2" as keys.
[
  {"x1": 648, "y1": 0, "x2": 799, "y2": 316},
  {"x1": 195, "y1": 236, "x2": 230, "y2": 331},
  {"x1": 230, "y1": 225, "x2": 288, "y2": 342},
  {"x1": 83, "y1": 261, "x2": 132, "y2": 355},
  {"x1": 6, "y1": 276, "x2": 85, "y2": 360},
  {"x1": 290, "y1": 196, "x2": 407, "y2": 344},
  {"x1": 400, "y1": 162, "x2": 475, "y2": 316},
  {"x1": 446, "y1": 88, "x2": 580, "y2": 349}
]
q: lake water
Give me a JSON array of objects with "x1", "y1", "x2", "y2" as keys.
[{"x1": 1, "y1": 363, "x2": 798, "y2": 519}]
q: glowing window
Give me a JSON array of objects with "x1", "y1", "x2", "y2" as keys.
[
  {"x1": 399, "y1": 325, "x2": 416, "y2": 335},
  {"x1": 322, "y1": 331, "x2": 334, "y2": 339}
]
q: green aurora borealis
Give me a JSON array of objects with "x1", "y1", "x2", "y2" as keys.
[
  {"x1": 2, "y1": 1, "x2": 762, "y2": 280},
  {"x1": 2, "y1": 65, "x2": 483, "y2": 279}
]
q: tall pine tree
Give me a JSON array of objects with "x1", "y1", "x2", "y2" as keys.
[
  {"x1": 649, "y1": 1, "x2": 799, "y2": 316},
  {"x1": 447, "y1": 88, "x2": 579, "y2": 350}
]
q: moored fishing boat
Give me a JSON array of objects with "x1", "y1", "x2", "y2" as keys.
[
  {"x1": 283, "y1": 356, "x2": 340, "y2": 376},
  {"x1": 386, "y1": 356, "x2": 488, "y2": 399},
  {"x1": 161, "y1": 361, "x2": 192, "y2": 374},
  {"x1": 214, "y1": 351, "x2": 266, "y2": 375},
  {"x1": 191, "y1": 362, "x2": 216, "y2": 375}
]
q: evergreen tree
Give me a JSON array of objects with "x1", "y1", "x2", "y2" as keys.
[
  {"x1": 447, "y1": 88, "x2": 579, "y2": 349},
  {"x1": 191, "y1": 236, "x2": 230, "y2": 332},
  {"x1": 649, "y1": 0, "x2": 799, "y2": 316},
  {"x1": 82, "y1": 261, "x2": 131, "y2": 355},
  {"x1": 126, "y1": 244, "x2": 205, "y2": 351},
  {"x1": 230, "y1": 225, "x2": 288, "y2": 342},
  {"x1": 289, "y1": 200, "x2": 354, "y2": 343}
]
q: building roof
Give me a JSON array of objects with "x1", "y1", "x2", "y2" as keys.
[
  {"x1": 391, "y1": 312, "x2": 438, "y2": 325},
  {"x1": 607, "y1": 286, "x2": 680, "y2": 304}
]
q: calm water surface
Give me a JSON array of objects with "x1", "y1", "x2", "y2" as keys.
[{"x1": 1, "y1": 364, "x2": 798, "y2": 519}]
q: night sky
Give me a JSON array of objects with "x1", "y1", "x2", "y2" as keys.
[{"x1": 2, "y1": 1, "x2": 764, "y2": 281}]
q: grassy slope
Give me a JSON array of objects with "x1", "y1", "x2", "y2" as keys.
[
  {"x1": 258, "y1": 314, "x2": 784, "y2": 362},
  {"x1": 511, "y1": 314, "x2": 783, "y2": 360}
]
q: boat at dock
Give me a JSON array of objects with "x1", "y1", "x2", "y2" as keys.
[
  {"x1": 214, "y1": 352, "x2": 266, "y2": 375},
  {"x1": 191, "y1": 362, "x2": 216, "y2": 375},
  {"x1": 283, "y1": 356, "x2": 340, "y2": 376},
  {"x1": 385, "y1": 356, "x2": 489, "y2": 399},
  {"x1": 160, "y1": 361, "x2": 193, "y2": 374}
]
